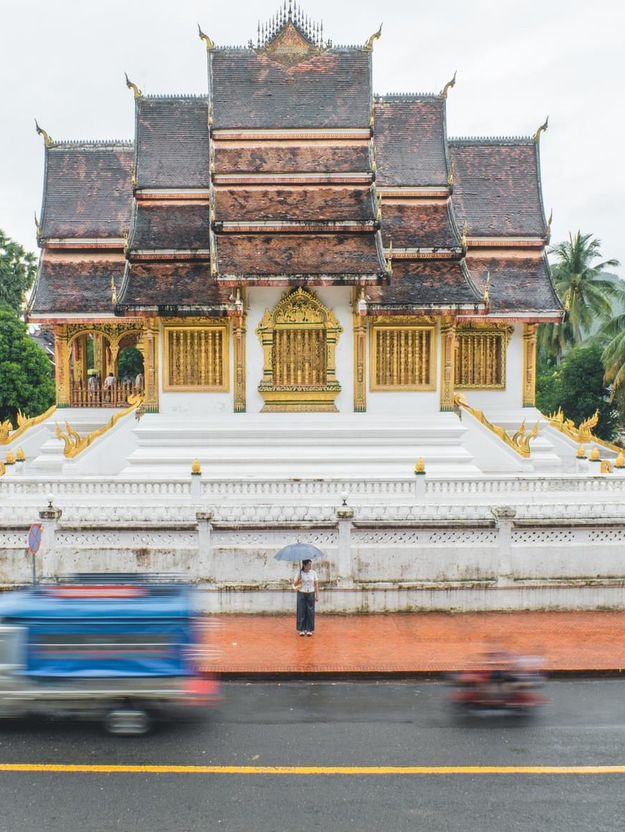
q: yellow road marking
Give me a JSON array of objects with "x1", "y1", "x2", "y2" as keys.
[{"x1": 0, "y1": 764, "x2": 625, "y2": 776}]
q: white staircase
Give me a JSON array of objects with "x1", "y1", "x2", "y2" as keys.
[{"x1": 121, "y1": 411, "x2": 481, "y2": 478}]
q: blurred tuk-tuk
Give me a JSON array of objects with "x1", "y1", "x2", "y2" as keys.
[{"x1": 0, "y1": 574, "x2": 219, "y2": 735}]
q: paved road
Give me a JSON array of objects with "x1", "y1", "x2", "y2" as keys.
[{"x1": 0, "y1": 680, "x2": 624, "y2": 832}]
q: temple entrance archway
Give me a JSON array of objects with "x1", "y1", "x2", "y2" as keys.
[{"x1": 65, "y1": 326, "x2": 144, "y2": 407}]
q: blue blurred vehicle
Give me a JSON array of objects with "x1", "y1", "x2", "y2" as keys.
[{"x1": 0, "y1": 574, "x2": 219, "y2": 735}]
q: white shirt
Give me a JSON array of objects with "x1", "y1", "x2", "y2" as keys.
[{"x1": 297, "y1": 569, "x2": 318, "y2": 593}]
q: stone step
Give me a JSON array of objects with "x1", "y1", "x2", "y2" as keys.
[{"x1": 123, "y1": 412, "x2": 480, "y2": 477}]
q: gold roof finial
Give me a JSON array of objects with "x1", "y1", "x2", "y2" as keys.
[
  {"x1": 34, "y1": 211, "x2": 41, "y2": 235},
  {"x1": 533, "y1": 115, "x2": 549, "y2": 141},
  {"x1": 198, "y1": 24, "x2": 216, "y2": 50},
  {"x1": 376, "y1": 192, "x2": 382, "y2": 222},
  {"x1": 387, "y1": 240, "x2": 393, "y2": 276},
  {"x1": 461, "y1": 220, "x2": 468, "y2": 249},
  {"x1": 447, "y1": 160, "x2": 455, "y2": 188},
  {"x1": 34, "y1": 119, "x2": 54, "y2": 147},
  {"x1": 483, "y1": 271, "x2": 491, "y2": 309},
  {"x1": 440, "y1": 70, "x2": 457, "y2": 99},
  {"x1": 111, "y1": 275, "x2": 118, "y2": 305},
  {"x1": 124, "y1": 73, "x2": 143, "y2": 99},
  {"x1": 546, "y1": 208, "x2": 553, "y2": 240},
  {"x1": 365, "y1": 23, "x2": 383, "y2": 51}
]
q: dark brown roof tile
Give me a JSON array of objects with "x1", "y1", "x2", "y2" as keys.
[
  {"x1": 211, "y1": 49, "x2": 371, "y2": 129},
  {"x1": 449, "y1": 140, "x2": 547, "y2": 237},
  {"x1": 136, "y1": 97, "x2": 209, "y2": 189},
  {"x1": 40, "y1": 144, "x2": 133, "y2": 240},
  {"x1": 374, "y1": 97, "x2": 448, "y2": 188}
]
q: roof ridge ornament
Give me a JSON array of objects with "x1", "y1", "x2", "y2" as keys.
[
  {"x1": 440, "y1": 70, "x2": 457, "y2": 99},
  {"x1": 124, "y1": 73, "x2": 143, "y2": 99},
  {"x1": 365, "y1": 23, "x2": 383, "y2": 51},
  {"x1": 483, "y1": 271, "x2": 491, "y2": 310},
  {"x1": 198, "y1": 24, "x2": 216, "y2": 50},
  {"x1": 533, "y1": 115, "x2": 549, "y2": 141},
  {"x1": 34, "y1": 119, "x2": 54, "y2": 147}
]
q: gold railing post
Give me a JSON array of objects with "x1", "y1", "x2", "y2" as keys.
[
  {"x1": 440, "y1": 318, "x2": 456, "y2": 411},
  {"x1": 233, "y1": 313, "x2": 247, "y2": 413},
  {"x1": 353, "y1": 313, "x2": 367, "y2": 412},
  {"x1": 523, "y1": 323, "x2": 537, "y2": 407},
  {"x1": 143, "y1": 318, "x2": 160, "y2": 413},
  {"x1": 53, "y1": 325, "x2": 70, "y2": 408}
]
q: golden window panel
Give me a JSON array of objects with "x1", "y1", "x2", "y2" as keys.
[
  {"x1": 455, "y1": 328, "x2": 508, "y2": 389},
  {"x1": 164, "y1": 324, "x2": 229, "y2": 391},
  {"x1": 272, "y1": 328, "x2": 327, "y2": 388},
  {"x1": 370, "y1": 322, "x2": 436, "y2": 390}
]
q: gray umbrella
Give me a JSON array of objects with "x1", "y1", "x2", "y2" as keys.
[{"x1": 274, "y1": 542, "x2": 323, "y2": 562}]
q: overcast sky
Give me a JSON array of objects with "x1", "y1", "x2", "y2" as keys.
[{"x1": 1, "y1": 0, "x2": 623, "y2": 275}]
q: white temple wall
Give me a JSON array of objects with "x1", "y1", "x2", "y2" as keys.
[{"x1": 460, "y1": 323, "x2": 524, "y2": 412}]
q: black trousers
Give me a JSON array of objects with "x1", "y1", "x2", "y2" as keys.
[{"x1": 296, "y1": 592, "x2": 316, "y2": 632}]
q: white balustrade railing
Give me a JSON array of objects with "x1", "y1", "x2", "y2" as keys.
[{"x1": 3, "y1": 474, "x2": 625, "y2": 505}]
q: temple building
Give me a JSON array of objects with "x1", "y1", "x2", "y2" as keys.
[
  {"x1": 26, "y1": 3, "x2": 566, "y2": 478},
  {"x1": 6, "y1": 4, "x2": 625, "y2": 615}
]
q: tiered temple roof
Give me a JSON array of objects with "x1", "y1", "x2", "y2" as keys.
[{"x1": 29, "y1": 4, "x2": 562, "y2": 323}]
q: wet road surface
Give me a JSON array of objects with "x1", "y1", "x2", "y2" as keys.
[{"x1": 0, "y1": 680, "x2": 624, "y2": 831}]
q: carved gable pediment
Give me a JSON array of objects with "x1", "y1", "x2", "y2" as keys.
[{"x1": 263, "y1": 22, "x2": 320, "y2": 67}]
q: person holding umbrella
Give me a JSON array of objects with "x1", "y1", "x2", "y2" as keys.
[
  {"x1": 274, "y1": 543, "x2": 323, "y2": 637},
  {"x1": 293, "y1": 559, "x2": 320, "y2": 636}
]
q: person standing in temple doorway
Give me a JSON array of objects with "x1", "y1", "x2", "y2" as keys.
[{"x1": 293, "y1": 559, "x2": 319, "y2": 636}]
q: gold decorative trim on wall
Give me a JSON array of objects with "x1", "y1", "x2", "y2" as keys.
[
  {"x1": 256, "y1": 288, "x2": 342, "y2": 412},
  {"x1": 353, "y1": 313, "x2": 367, "y2": 411},
  {"x1": 163, "y1": 321, "x2": 229, "y2": 392},
  {"x1": 369, "y1": 317, "x2": 436, "y2": 391},
  {"x1": 523, "y1": 323, "x2": 537, "y2": 406},
  {"x1": 455, "y1": 325, "x2": 512, "y2": 390},
  {"x1": 440, "y1": 318, "x2": 456, "y2": 411},
  {"x1": 233, "y1": 313, "x2": 247, "y2": 413}
]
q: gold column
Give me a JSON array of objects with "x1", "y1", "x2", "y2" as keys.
[
  {"x1": 523, "y1": 323, "x2": 537, "y2": 407},
  {"x1": 94, "y1": 333, "x2": 107, "y2": 382},
  {"x1": 54, "y1": 325, "x2": 70, "y2": 408},
  {"x1": 440, "y1": 318, "x2": 456, "y2": 411},
  {"x1": 143, "y1": 318, "x2": 160, "y2": 413},
  {"x1": 353, "y1": 313, "x2": 367, "y2": 412},
  {"x1": 233, "y1": 313, "x2": 247, "y2": 413}
]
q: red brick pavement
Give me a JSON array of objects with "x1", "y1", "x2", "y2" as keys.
[{"x1": 205, "y1": 612, "x2": 625, "y2": 675}]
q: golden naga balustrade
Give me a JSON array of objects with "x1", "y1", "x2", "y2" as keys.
[
  {"x1": 546, "y1": 408, "x2": 624, "y2": 455},
  {"x1": 55, "y1": 395, "x2": 144, "y2": 459},
  {"x1": 0, "y1": 406, "x2": 56, "y2": 445},
  {"x1": 454, "y1": 394, "x2": 539, "y2": 458}
]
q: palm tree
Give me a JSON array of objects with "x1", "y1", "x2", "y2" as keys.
[{"x1": 538, "y1": 232, "x2": 621, "y2": 363}]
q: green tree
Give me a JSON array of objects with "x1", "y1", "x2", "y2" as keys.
[
  {"x1": 538, "y1": 232, "x2": 621, "y2": 363},
  {"x1": 0, "y1": 229, "x2": 37, "y2": 313},
  {"x1": 537, "y1": 343, "x2": 617, "y2": 440},
  {"x1": 0, "y1": 308, "x2": 55, "y2": 426},
  {"x1": 118, "y1": 346, "x2": 144, "y2": 381}
]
